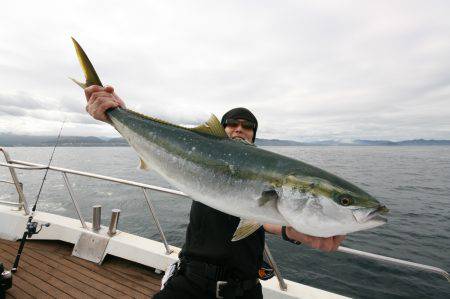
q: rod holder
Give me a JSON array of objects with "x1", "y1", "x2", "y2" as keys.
[
  {"x1": 108, "y1": 209, "x2": 121, "y2": 236},
  {"x1": 92, "y1": 205, "x2": 101, "y2": 231}
]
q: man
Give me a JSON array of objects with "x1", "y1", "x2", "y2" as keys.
[{"x1": 84, "y1": 85, "x2": 345, "y2": 299}]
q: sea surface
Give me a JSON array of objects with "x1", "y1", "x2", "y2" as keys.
[{"x1": 1, "y1": 146, "x2": 449, "y2": 298}]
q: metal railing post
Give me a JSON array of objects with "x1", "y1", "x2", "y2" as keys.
[
  {"x1": 61, "y1": 172, "x2": 88, "y2": 229},
  {"x1": 264, "y1": 243, "x2": 287, "y2": 291},
  {"x1": 0, "y1": 148, "x2": 29, "y2": 214},
  {"x1": 142, "y1": 188, "x2": 173, "y2": 255}
]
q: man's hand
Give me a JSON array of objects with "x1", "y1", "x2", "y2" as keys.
[
  {"x1": 263, "y1": 224, "x2": 345, "y2": 252},
  {"x1": 84, "y1": 85, "x2": 125, "y2": 123},
  {"x1": 285, "y1": 226, "x2": 345, "y2": 252}
]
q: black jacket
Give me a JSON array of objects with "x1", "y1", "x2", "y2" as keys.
[{"x1": 180, "y1": 201, "x2": 265, "y2": 279}]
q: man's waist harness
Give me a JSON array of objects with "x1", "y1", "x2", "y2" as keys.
[{"x1": 180, "y1": 258, "x2": 259, "y2": 299}]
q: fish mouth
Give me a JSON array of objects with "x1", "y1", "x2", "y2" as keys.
[{"x1": 352, "y1": 205, "x2": 389, "y2": 223}]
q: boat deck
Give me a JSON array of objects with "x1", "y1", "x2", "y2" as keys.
[{"x1": 0, "y1": 239, "x2": 162, "y2": 298}]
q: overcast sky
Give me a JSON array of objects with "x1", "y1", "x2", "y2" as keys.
[{"x1": 1, "y1": 1, "x2": 449, "y2": 141}]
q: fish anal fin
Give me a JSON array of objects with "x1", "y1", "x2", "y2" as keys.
[
  {"x1": 138, "y1": 158, "x2": 150, "y2": 171},
  {"x1": 190, "y1": 114, "x2": 228, "y2": 138},
  {"x1": 231, "y1": 219, "x2": 262, "y2": 242}
]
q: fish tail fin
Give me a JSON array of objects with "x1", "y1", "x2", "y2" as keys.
[{"x1": 70, "y1": 37, "x2": 103, "y2": 88}]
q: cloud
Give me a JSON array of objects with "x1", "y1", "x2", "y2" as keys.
[
  {"x1": 0, "y1": 91, "x2": 99, "y2": 126},
  {"x1": 0, "y1": 92, "x2": 45, "y2": 110},
  {"x1": 0, "y1": 1, "x2": 449, "y2": 141}
]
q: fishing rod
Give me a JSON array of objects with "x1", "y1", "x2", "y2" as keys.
[{"x1": 11, "y1": 121, "x2": 65, "y2": 273}]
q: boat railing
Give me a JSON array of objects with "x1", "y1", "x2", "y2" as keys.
[
  {"x1": 0, "y1": 147, "x2": 290, "y2": 290},
  {"x1": 0, "y1": 148, "x2": 29, "y2": 214}
]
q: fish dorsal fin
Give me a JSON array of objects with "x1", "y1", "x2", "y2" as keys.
[
  {"x1": 231, "y1": 219, "x2": 262, "y2": 242},
  {"x1": 190, "y1": 114, "x2": 228, "y2": 138}
]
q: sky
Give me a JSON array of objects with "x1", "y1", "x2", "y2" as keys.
[{"x1": 1, "y1": 0, "x2": 449, "y2": 142}]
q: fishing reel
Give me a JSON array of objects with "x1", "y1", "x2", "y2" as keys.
[
  {"x1": 0, "y1": 263, "x2": 12, "y2": 297},
  {"x1": 26, "y1": 222, "x2": 50, "y2": 238}
]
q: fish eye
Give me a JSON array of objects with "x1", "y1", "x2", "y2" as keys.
[{"x1": 338, "y1": 194, "x2": 353, "y2": 206}]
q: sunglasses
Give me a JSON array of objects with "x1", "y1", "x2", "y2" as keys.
[{"x1": 224, "y1": 119, "x2": 256, "y2": 130}]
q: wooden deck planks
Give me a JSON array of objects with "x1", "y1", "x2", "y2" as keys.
[
  {"x1": 0, "y1": 248, "x2": 65, "y2": 298},
  {"x1": 26, "y1": 243, "x2": 156, "y2": 298},
  {"x1": 0, "y1": 246, "x2": 110, "y2": 298},
  {"x1": 0, "y1": 239, "x2": 162, "y2": 298},
  {"x1": 66, "y1": 254, "x2": 161, "y2": 293}
]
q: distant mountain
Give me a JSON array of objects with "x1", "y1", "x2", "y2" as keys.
[
  {"x1": 354, "y1": 139, "x2": 450, "y2": 146},
  {"x1": 1, "y1": 133, "x2": 450, "y2": 147},
  {"x1": 254, "y1": 138, "x2": 307, "y2": 146},
  {"x1": 305, "y1": 140, "x2": 348, "y2": 146},
  {"x1": 0, "y1": 134, "x2": 128, "y2": 147},
  {"x1": 353, "y1": 140, "x2": 397, "y2": 146}
]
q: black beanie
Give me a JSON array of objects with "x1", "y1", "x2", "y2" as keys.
[{"x1": 221, "y1": 107, "x2": 258, "y2": 142}]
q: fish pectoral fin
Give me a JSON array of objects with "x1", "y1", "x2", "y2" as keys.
[
  {"x1": 231, "y1": 219, "x2": 262, "y2": 242},
  {"x1": 138, "y1": 158, "x2": 151, "y2": 171},
  {"x1": 190, "y1": 114, "x2": 228, "y2": 138},
  {"x1": 258, "y1": 189, "x2": 280, "y2": 207}
]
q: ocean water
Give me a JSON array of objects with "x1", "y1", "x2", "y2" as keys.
[{"x1": 0, "y1": 146, "x2": 449, "y2": 298}]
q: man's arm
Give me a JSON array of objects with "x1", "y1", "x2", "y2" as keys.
[{"x1": 263, "y1": 224, "x2": 345, "y2": 252}]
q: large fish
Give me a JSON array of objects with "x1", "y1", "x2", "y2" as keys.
[{"x1": 71, "y1": 38, "x2": 388, "y2": 240}]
